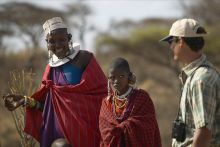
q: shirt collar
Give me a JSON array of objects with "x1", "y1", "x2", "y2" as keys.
[
  {"x1": 178, "y1": 54, "x2": 206, "y2": 85},
  {"x1": 182, "y1": 54, "x2": 206, "y2": 77}
]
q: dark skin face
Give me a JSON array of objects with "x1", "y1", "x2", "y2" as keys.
[
  {"x1": 108, "y1": 67, "x2": 130, "y2": 96},
  {"x1": 46, "y1": 29, "x2": 70, "y2": 59}
]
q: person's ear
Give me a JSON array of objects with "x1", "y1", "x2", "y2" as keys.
[
  {"x1": 128, "y1": 73, "x2": 132, "y2": 81},
  {"x1": 68, "y1": 34, "x2": 72, "y2": 41},
  {"x1": 129, "y1": 73, "x2": 136, "y2": 85}
]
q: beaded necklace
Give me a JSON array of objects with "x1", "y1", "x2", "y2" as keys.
[
  {"x1": 49, "y1": 43, "x2": 80, "y2": 67},
  {"x1": 114, "y1": 96, "x2": 128, "y2": 109},
  {"x1": 116, "y1": 86, "x2": 133, "y2": 99},
  {"x1": 112, "y1": 87, "x2": 133, "y2": 119}
]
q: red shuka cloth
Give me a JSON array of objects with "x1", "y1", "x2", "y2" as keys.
[
  {"x1": 24, "y1": 56, "x2": 107, "y2": 147},
  {"x1": 99, "y1": 89, "x2": 162, "y2": 147}
]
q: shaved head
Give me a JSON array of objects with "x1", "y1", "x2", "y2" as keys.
[{"x1": 109, "y1": 57, "x2": 131, "y2": 74}]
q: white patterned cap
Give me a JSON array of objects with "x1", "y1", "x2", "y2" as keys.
[{"x1": 43, "y1": 17, "x2": 67, "y2": 35}]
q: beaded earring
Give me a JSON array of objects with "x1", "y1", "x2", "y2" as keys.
[
  {"x1": 129, "y1": 73, "x2": 137, "y2": 88},
  {"x1": 68, "y1": 33, "x2": 73, "y2": 49},
  {"x1": 48, "y1": 50, "x2": 54, "y2": 63},
  {"x1": 108, "y1": 80, "x2": 110, "y2": 96},
  {"x1": 107, "y1": 79, "x2": 111, "y2": 100},
  {"x1": 68, "y1": 39, "x2": 73, "y2": 50}
]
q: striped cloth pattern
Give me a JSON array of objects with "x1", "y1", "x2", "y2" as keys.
[
  {"x1": 173, "y1": 55, "x2": 220, "y2": 146},
  {"x1": 24, "y1": 56, "x2": 107, "y2": 147},
  {"x1": 99, "y1": 89, "x2": 162, "y2": 147}
]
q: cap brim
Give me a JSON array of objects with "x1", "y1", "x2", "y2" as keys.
[{"x1": 159, "y1": 35, "x2": 173, "y2": 42}]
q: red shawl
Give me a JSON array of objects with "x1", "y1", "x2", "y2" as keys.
[
  {"x1": 24, "y1": 56, "x2": 107, "y2": 147},
  {"x1": 99, "y1": 89, "x2": 162, "y2": 147}
]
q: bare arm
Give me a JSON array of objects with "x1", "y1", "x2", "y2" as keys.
[{"x1": 192, "y1": 127, "x2": 211, "y2": 147}]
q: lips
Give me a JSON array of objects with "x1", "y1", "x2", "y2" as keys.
[
  {"x1": 56, "y1": 48, "x2": 63, "y2": 53},
  {"x1": 113, "y1": 84, "x2": 120, "y2": 89}
]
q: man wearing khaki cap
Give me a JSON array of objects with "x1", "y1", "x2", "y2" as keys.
[{"x1": 160, "y1": 18, "x2": 220, "y2": 147}]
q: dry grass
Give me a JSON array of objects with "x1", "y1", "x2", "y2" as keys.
[
  {"x1": 7, "y1": 70, "x2": 38, "y2": 147},
  {"x1": 140, "y1": 78, "x2": 180, "y2": 146}
]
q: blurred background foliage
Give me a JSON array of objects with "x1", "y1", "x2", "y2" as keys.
[{"x1": 0, "y1": 0, "x2": 219, "y2": 147}]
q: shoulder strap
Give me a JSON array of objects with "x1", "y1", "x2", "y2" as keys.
[
  {"x1": 186, "y1": 64, "x2": 219, "y2": 119},
  {"x1": 176, "y1": 64, "x2": 210, "y2": 121}
]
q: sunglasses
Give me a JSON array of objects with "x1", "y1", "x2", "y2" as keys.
[{"x1": 168, "y1": 37, "x2": 179, "y2": 44}]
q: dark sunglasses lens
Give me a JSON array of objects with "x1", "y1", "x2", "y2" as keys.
[{"x1": 168, "y1": 39, "x2": 172, "y2": 44}]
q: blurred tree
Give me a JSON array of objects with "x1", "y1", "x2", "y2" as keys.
[
  {"x1": 65, "y1": 0, "x2": 94, "y2": 49},
  {"x1": 180, "y1": 0, "x2": 220, "y2": 25},
  {"x1": 0, "y1": 2, "x2": 64, "y2": 49},
  {"x1": 108, "y1": 19, "x2": 137, "y2": 37},
  {"x1": 0, "y1": 28, "x2": 13, "y2": 52},
  {"x1": 95, "y1": 18, "x2": 180, "y2": 86},
  {"x1": 180, "y1": 0, "x2": 220, "y2": 68}
]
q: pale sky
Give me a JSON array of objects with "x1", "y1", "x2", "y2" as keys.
[
  {"x1": 29, "y1": 0, "x2": 183, "y2": 30},
  {"x1": 4, "y1": 0, "x2": 184, "y2": 52}
]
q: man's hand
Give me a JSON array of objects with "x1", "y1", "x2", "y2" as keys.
[
  {"x1": 2, "y1": 94, "x2": 25, "y2": 111},
  {"x1": 193, "y1": 127, "x2": 211, "y2": 147}
]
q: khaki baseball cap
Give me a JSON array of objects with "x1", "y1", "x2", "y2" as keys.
[
  {"x1": 43, "y1": 17, "x2": 67, "y2": 35},
  {"x1": 160, "y1": 18, "x2": 207, "y2": 42}
]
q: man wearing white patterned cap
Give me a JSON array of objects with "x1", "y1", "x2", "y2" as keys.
[
  {"x1": 3, "y1": 17, "x2": 107, "y2": 147},
  {"x1": 160, "y1": 18, "x2": 220, "y2": 147}
]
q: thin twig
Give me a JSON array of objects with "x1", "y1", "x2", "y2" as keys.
[{"x1": 8, "y1": 70, "x2": 38, "y2": 147}]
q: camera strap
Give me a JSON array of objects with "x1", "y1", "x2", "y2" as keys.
[
  {"x1": 175, "y1": 97, "x2": 185, "y2": 122},
  {"x1": 186, "y1": 64, "x2": 220, "y2": 122},
  {"x1": 175, "y1": 64, "x2": 211, "y2": 123},
  {"x1": 175, "y1": 71, "x2": 187, "y2": 122}
]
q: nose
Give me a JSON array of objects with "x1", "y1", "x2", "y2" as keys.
[
  {"x1": 54, "y1": 42, "x2": 63, "y2": 48},
  {"x1": 170, "y1": 43, "x2": 174, "y2": 51},
  {"x1": 113, "y1": 78, "x2": 119, "y2": 84}
]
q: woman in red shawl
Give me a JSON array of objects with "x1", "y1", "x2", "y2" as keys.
[
  {"x1": 3, "y1": 17, "x2": 107, "y2": 147},
  {"x1": 99, "y1": 57, "x2": 162, "y2": 147}
]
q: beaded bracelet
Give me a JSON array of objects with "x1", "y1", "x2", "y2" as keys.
[
  {"x1": 24, "y1": 96, "x2": 28, "y2": 106},
  {"x1": 23, "y1": 96, "x2": 37, "y2": 108},
  {"x1": 28, "y1": 97, "x2": 37, "y2": 108}
]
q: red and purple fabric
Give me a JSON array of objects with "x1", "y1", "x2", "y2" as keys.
[{"x1": 24, "y1": 56, "x2": 107, "y2": 147}]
